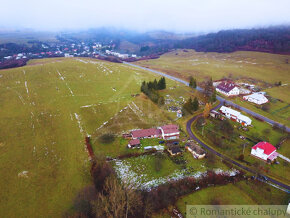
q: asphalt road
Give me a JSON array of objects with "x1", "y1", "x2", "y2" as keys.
[
  {"x1": 186, "y1": 106, "x2": 290, "y2": 192},
  {"x1": 124, "y1": 61, "x2": 290, "y2": 133},
  {"x1": 124, "y1": 61, "x2": 290, "y2": 191}
]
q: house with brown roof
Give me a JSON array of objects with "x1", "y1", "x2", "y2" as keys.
[
  {"x1": 158, "y1": 124, "x2": 179, "y2": 140},
  {"x1": 185, "y1": 142, "x2": 206, "y2": 159},
  {"x1": 128, "y1": 139, "x2": 141, "y2": 148},
  {"x1": 131, "y1": 128, "x2": 161, "y2": 139},
  {"x1": 216, "y1": 81, "x2": 240, "y2": 96},
  {"x1": 167, "y1": 146, "x2": 182, "y2": 156},
  {"x1": 130, "y1": 124, "x2": 179, "y2": 140}
]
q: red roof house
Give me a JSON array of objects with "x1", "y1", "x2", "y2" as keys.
[
  {"x1": 251, "y1": 142, "x2": 278, "y2": 162},
  {"x1": 131, "y1": 128, "x2": 161, "y2": 139},
  {"x1": 128, "y1": 139, "x2": 141, "y2": 148},
  {"x1": 216, "y1": 81, "x2": 239, "y2": 96},
  {"x1": 159, "y1": 124, "x2": 179, "y2": 140},
  {"x1": 130, "y1": 124, "x2": 179, "y2": 140}
]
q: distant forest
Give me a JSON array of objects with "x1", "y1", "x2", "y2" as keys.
[{"x1": 175, "y1": 26, "x2": 290, "y2": 54}]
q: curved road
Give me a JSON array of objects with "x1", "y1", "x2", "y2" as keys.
[
  {"x1": 186, "y1": 106, "x2": 290, "y2": 192},
  {"x1": 124, "y1": 61, "x2": 290, "y2": 133},
  {"x1": 124, "y1": 61, "x2": 290, "y2": 191}
]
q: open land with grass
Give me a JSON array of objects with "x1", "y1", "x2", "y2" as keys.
[
  {"x1": 136, "y1": 50, "x2": 290, "y2": 125},
  {"x1": 0, "y1": 57, "x2": 180, "y2": 217},
  {"x1": 136, "y1": 49, "x2": 290, "y2": 84},
  {"x1": 176, "y1": 180, "x2": 289, "y2": 215},
  {"x1": 0, "y1": 54, "x2": 288, "y2": 217}
]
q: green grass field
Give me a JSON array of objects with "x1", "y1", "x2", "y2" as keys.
[
  {"x1": 0, "y1": 57, "x2": 177, "y2": 217},
  {"x1": 136, "y1": 49, "x2": 290, "y2": 84},
  {"x1": 136, "y1": 49, "x2": 290, "y2": 126},
  {"x1": 176, "y1": 180, "x2": 289, "y2": 215}
]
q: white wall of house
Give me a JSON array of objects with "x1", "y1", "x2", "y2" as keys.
[
  {"x1": 243, "y1": 93, "x2": 268, "y2": 105},
  {"x1": 216, "y1": 87, "x2": 240, "y2": 96},
  {"x1": 251, "y1": 147, "x2": 275, "y2": 160}
]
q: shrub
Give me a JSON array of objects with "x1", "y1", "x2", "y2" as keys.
[{"x1": 98, "y1": 133, "x2": 115, "y2": 144}]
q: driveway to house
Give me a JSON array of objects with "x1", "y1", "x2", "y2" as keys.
[{"x1": 123, "y1": 62, "x2": 290, "y2": 133}]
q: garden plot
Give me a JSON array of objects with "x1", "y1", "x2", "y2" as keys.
[{"x1": 113, "y1": 153, "x2": 238, "y2": 191}]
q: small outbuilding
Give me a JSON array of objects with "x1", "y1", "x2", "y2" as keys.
[
  {"x1": 128, "y1": 139, "x2": 141, "y2": 148},
  {"x1": 167, "y1": 146, "x2": 182, "y2": 156},
  {"x1": 185, "y1": 143, "x2": 206, "y2": 159},
  {"x1": 243, "y1": 93, "x2": 268, "y2": 105}
]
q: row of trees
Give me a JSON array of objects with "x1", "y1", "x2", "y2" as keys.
[
  {"x1": 141, "y1": 77, "x2": 166, "y2": 105},
  {"x1": 203, "y1": 77, "x2": 216, "y2": 103},
  {"x1": 141, "y1": 77, "x2": 166, "y2": 91}
]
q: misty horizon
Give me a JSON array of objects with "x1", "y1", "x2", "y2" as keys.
[{"x1": 1, "y1": 0, "x2": 290, "y2": 33}]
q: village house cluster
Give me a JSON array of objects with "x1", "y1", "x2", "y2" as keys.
[
  {"x1": 105, "y1": 50, "x2": 137, "y2": 59},
  {"x1": 214, "y1": 79, "x2": 269, "y2": 105},
  {"x1": 125, "y1": 124, "x2": 207, "y2": 159}
]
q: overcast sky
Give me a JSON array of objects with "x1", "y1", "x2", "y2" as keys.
[{"x1": 1, "y1": 0, "x2": 290, "y2": 32}]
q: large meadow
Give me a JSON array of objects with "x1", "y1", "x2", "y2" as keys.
[
  {"x1": 0, "y1": 57, "x2": 175, "y2": 217},
  {"x1": 136, "y1": 50, "x2": 290, "y2": 125}
]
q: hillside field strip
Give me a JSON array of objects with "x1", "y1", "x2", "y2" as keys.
[{"x1": 0, "y1": 57, "x2": 178, "y2": 217}]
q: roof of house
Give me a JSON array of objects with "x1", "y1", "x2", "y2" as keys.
[
  {"x1": 220, "y1": 106, "x2": 241, "y2": 117},
  {"x1": 244, "y1": 93, "x2": 268, "y2": 102},
  {"x1": 186, "y1": 143, "x2": 205, "y2": 155},
  {"x1": 252, "y1": 142, "x2": 276, "y2": 155},
  {"x1": 129, "y1": 139, "x2": 140, "y2": 146},
  {"x1": 238, "y1": 114, "x2": 252, "y2": 123},
  {"x1": 131, "y1": 128, "x2": 160, "y2": 138},
  {"x1": 216, "y1": 81, "x2": 237, "y2": 93},
  {"x1": 168, "y1": 146, "x2": 182, "y2": 154},
  {"x1": 160, "y1": 124, "x2": 179, "y2": 134},
  {"x1": 220, "y1": 106, "x2": 252, "y2": 123}
]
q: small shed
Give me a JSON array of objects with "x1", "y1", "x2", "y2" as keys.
[
  {"x1": 128, "y1": 139, "x2": 141, "y2": 148},
  {"x1": 167, "y1": 146, "x2": 182, "y2": 156},
  {"x1": 185, "y1": 142, "x2": 206, "y2": 159}
]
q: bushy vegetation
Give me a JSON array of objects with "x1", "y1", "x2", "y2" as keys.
[
  {"x1": 141, "y1": 77, "x2": 166, "y2": 105},
  {"x1": 182, "y1": 97, "x2": 199, "y2": 115},
  {"x1": 98, "y1": 133, "x2": 116, "y2": 144},
  {"x1": 71, "y1": 153, "x2": 245, "y2": 218},
  {"x1": 189, "y1": 76, "x2": 197, "y2": 88}
]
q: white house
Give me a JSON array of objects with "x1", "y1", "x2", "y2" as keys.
[
  {"x1": 243, "y1": 93, "x2": 268, "y2": 105},
  {"x1": 220, "y1": 106, "x2": 252, "y2": 126},
  {"x1": 216, "y1": 81, "x2": 240, "y2": 96},
  {"x1": 158, "y1": 124, "x2": 180, "y2": 140},
  {"x1": 251, "y1": 141, "x2": 278, "y2": 162}
]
